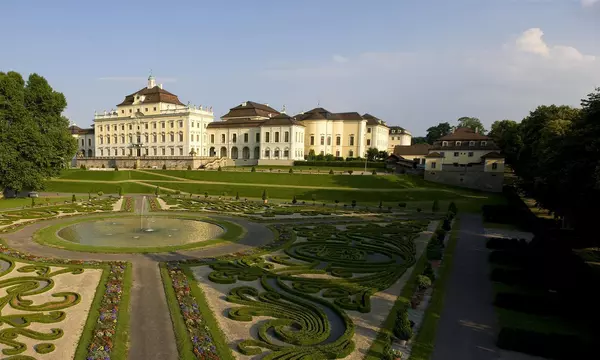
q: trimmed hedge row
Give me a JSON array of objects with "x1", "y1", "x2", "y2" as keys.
[
  {"x1": 494, "y1": 292, "x2": 564, "y2": 316},
  {"x1": 497, "y1": 328, "x2": 592, "y2": 359},
  {"x1": 293, "y1": 160, "x2": 386, "y2": 169},
  {"x1": 486, "y1": 237, "x2": 529, "y2": 250}
]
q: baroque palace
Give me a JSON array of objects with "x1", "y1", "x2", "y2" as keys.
[{"x1": 73, "y1": 76, "x2": 410, "y2": 169}]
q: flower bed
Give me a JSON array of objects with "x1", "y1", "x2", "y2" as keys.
[
  {"x1": 122, "y1": 197, "x2": 134, "y2": 212},
  {"x1": 86, "y1": 262, "x2": 129, "y2": 360},
  {"x1": 148, "y1": 197, "x2": 161, "y2": 212}
]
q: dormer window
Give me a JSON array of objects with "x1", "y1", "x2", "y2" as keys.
[
  {"x1": 469, "y1": 141, "x2": 475, "y2": 146},
  {"x1": 481, "y1": 141, "x2": 487, "y2": 146},
  {"x1": 442, "y1": 141, "x2": 448, "y2": 147},
  {"x1": 455, "y1": 141, "x2": 461, "y2": 146}
]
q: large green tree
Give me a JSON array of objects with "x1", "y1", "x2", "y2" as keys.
[
  {"x1": 457, "y1": 116, "x2": 486, "y2": 134},
  {"x1": 489, "y1": 120, "x2": 522, "y2": 166},
  {"x1": 0, "y1": 72, "x2": 76, "y2": 192},
  {"x1": 411, "y1": 136, "x2": 428, "y2": 145},
  {"x1": 425, "y1": 122, "x2": 452, "y2": 144}
]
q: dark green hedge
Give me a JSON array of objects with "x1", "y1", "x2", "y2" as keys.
[
  {"x1": 494, "y1": 292, "x2": 563, "y2": 316},
  {"x1": 497, "y1": 328, "x2": 592, "y2": 359},
  {"x1": 293, "y1": 161, "x2": 386, "y2": 169}
]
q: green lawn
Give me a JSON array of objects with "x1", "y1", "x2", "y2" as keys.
[
  {"x1": 226, "y1": 165, "x2": 381, "y2": 173},
  {"x1": 0, "y1": 196, "x2": 71, "y2": 210},
  {"x1": 44, "y1": 181, "x2": 154, "y2": 194},
  {"x1": 146, "y1": 170, "x2": 430, "y2": 189},
  {"x1": 146, "y1": 181, "x2": 471, "y2": 204},
  {"x1": 58, "y1": 169, "x2": 170, "y2": 181}
]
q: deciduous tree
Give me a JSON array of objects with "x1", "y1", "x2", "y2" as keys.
[
  {"x1": 426, "y1": 122, "x2": 452, "y2": 144},
  {"x1": 0, "y1": 72, "x2": 77, "y2": 193},
  {"x1": 457, "y1": 116, "x2": 486, "y2": 134}
]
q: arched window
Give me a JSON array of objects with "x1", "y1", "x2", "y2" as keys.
[
  {"x1": 99, "y1": 136, "x2": 103, "y2": 145},
  {"x1": 442, "y1": 141, "x2": 448, "y2": 147},
  {"x1": 231, "y1": 146, "x2": 239, "y2": 159},
  {"x1": 469, "y1": 141, "x2": 475, "y2": 146},
  {"x1": 170, "y1": 133, "x2": 174, "y2": 142},
  {"x1": 178, "y1": 132, "x2": 183, "y2": 142}
]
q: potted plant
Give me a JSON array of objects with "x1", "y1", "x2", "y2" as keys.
[{"x1": 388, "y1": 348, "x2": 403, "y2": 360}]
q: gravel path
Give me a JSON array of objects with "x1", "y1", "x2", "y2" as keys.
[
  {"x1": 431, "y1": 214, "x2": 542, "y2": 360},
  {"x1": 0, "y1": 209, "x2": 274, "y2": 360}
]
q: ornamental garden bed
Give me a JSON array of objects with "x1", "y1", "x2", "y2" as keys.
[
  {"x1": 165, "y1": 217, "x2": 439, "y2": 359},
  {"x1": 0, "y1": 245, "x2": 131, "y2": 360}
]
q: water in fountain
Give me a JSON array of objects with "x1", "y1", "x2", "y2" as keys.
[{"x1": 141, "y1": 196, "x2": 155, "y2": 232}]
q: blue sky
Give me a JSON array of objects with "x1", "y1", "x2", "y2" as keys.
[{"x1": 1, "y1": 0, "x2": 599, "y2": 136}]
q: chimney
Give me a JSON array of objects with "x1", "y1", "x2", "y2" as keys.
[
  {"x1": 475, "y1": 128, "x2": 478, "y2": 134},
  {"x1": 159, "y1": 84, "x2": 163, "y2": 89},
  {"x1": 265, "y1": 103, "x2": 269, "y2": 107}
]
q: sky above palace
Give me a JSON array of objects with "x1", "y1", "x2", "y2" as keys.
[{"x1": 1, "y1": 0, "x2": 599, "y2": 136}]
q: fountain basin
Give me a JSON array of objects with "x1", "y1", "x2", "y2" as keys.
[{"x1": 57, "y1": 217, "x2": 225, "y2": 248}]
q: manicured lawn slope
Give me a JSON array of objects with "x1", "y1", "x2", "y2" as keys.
[
  {"x1": 58, "y1": 170, "x2": 169, "y2": 181},
  {"x1": 0, "y1": 197, "x2": 71, "y2": 210},
  {"x1": 146, "y1": 181, "x2": 466, "y2": 203},
  {"x1": 43, "y1": 181, "x2": 154, "y2": 194},
  {"x1": 147, "y1": 170, "x2": 430, "y2": 189}
]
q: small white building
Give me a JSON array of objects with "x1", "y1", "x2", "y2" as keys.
[{"x1": 388, "y1": 126, "x2": 412, "y2": 152}]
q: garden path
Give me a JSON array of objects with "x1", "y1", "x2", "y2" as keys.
[{"x1": 430, "y1": 214, "x2": 542, "y2": 360}]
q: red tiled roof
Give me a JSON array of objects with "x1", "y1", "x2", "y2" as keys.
[
  {"x1": 425, "y1": 152, "x2": 444, "y2": 158},
  {"x1": 394, "y1": 144, "x2": 432, "y2": 156},
  {"x1": 438, "y1": 127, "x2": 490, "y2": 141},
  {"x1": 481, "y1": 151, "x2": 505, "y2": 159},
  {"x1": 221, "y1": 101, "x2": 280, "y2": 119},
  {"x1": 117, "y1": 86, "x2": 185, "y2": 106}
]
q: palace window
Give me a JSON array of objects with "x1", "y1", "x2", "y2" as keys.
[
  {"x1": 320, "y1": 151, "x2": 324, "y2": 156},
  {"x1": 275, "y1": 149, "x2": 280, "y2": 158},
  {"x1": 265, "y1": 149, "x2": 270, "y2": 157},
  {"x1": 367, "y1": 139, "x2": 371, "y2": 146},
  {"x1": 153, "y1": 107, "x2": 157, "y2": 111},
  {"x1": 275, "y1": 132, "x2": 279, "y2": 142},
  {"x1": 153, "y1": 134, "x2": 157, "y2": 142},
  {"x1": 320, "y1": 136, "x2": 324, "y2": 145},
  {"x1": 336, "y1": 136, "x2": 341, "y2": 145},
  {"x1": 469, "y1": 141, "x2": 475, "y2": 146},
  {"x1": 456, "y1": 141, "x2": 461, "y2": 146},
  {"x1": 179, "y1": 148, "x2": 183, "y2": 155},
  {"x1": 348, "y1": 150, "x2": 354, "y2": 157},
  {"x1": 284, "y1": 149, "x2": 289, "y2": 157},
  {"x1": 129, "y1": 109, "x2": 132, "y2": 113},
  {"x1": 145, "y1": 123, "x2": 148, "y2": 129},
  {"x1": 454, "y1": 152, "x2": 459, "y2": 157},
  {"x1": 107, "y1": 148, "x2": 111, "y2": 156},
  {"x1": 310, "y1": 136, "x2": 315, "y2": 145},
  {"x1": 178, "y1": 121, "x2": 183, "y2": 128},
  {"x1": 196, "y1": 134, "x2": 199, "y2": 141},
  {"x1": 162, "y1": 148, "x2": 165, "y2": 155},
  {"x1": 265, "y1": 132, "x2": 270, "y2": 142},
  {"x1": 367, "y1": 128, "x2": 371, "y2": 133},
  {"x1": 232, "y1": 134, "x2": 237, "y2": 143},
  {"x1": 129, "y1": 124, "x2": 132, "y2": 130},
  {"x1": 481, "y1": 141, "x2": 487, "y2": 146},
  {"x1": 442, "y1": 141, "x2": 448, "y2": 146},
  {"x1": 161, "y1": 122, "x2": 165, "y2": 129},
  {"x1": 153, "y1": 148, "x2": 157, "y2": 155},
  {"x1": 431, "y1": 162, "x2": 437, "y2": 169},
  {"x1": 336, "y1": 150, "x2": 340, "y2": 157},
  {"x1": 161, "y1": 134, "x2": 165, "y2": 142},
  {"x1": 244, "y1": 133, "x2": 249, "y2": 143},
  {"x1": 121, "y1": 110, "x2": 125, "y2": 114},
  {"x1": 255, "y1": 133, "x2": 260, "y2": 142},
  {"x1": 107, "y1": 136, "x2": 110, "y2": 144},
  {"x1": 144, "y1": 134, "x2": 149, "y2": 142},
  {"x1": 122, "y1": 148, "x2": 125, "y2": 155},
  {"x1": 121, "y1": 124, "x2": 124, "y2": 130},
  {"x1": 170, "y1": 133, "x2": 174, "y2": 142},
  {"x1": 88, "y1": 139, "x2": 91, "y2": 146},
  {"x1": 349, "y1": 136, "x2": 355, "y2": 146},
  {"x1": 468, "y1": 152, "x2": 473, "y2": 157},
  {"x1": 284, "y1": 131, "x2": 289, "y2": 142},
  {"x1": 492, "y1": 163, "x2": 498, "y2": 170},
  {"x1": 100, "y1": 149, "x2": 103, "y2": 156},
  {"x1": 221, "y1": 134, "x2": 226, "y2": 143},
  {"x1": 171, "y1": 148, "x2": 174, "y2": 156},
  {"x1": 179, "y1": 133, "x2": 183, "y2": 142},
  {"x1": 145, "y1": 108, "x2": 148, "y2": 112},
  {"x1": 211, "y1": 134, "x2": 215, "y2": 144},
  {"x1": 327, "y1": 136, "x2": 331, "y2": 145},
  {"x1": 191, "y1": 135, "x2": 194, "y2": 142},
  {"x1": 145, "y1": 148, "x2": 149, "y2": 155}
]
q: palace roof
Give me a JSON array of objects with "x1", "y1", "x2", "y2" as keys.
[
  {"x1": 362, "y1": 113, "x2": 388, "y2": 127},
  {"x1": 221, "y1": 101, "x2": 280, "y2": 119},
  {"x1": 438, "y1": 127, "x2": 490, "y2": 141},
  {"x1": 117, "y1": 86, "x2": 185, "y2": 107}
]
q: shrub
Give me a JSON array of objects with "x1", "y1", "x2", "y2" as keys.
[
  {"x1": 236, "y1": 192, "x2": 240, "y2": 200},
  {"x1": 486, "y1": 237, "x2": 528, "y2": 250},
  {"x1": 114, "y1": 166, "x2": 119, "y2": 171},
  {"x1": 118, "y1": 187, "x2": 123, "y2": 197},
  {"x1": 162, "y1": 164, "x2": 167, "y2": 170},
  {"x1": 432, "y1": 199, "x2": 440, "y2": 212},
  {"x1": 448, "y1": 201, "x2": 458, "y2": 214},
  {"x1": 175, "y1": 190, "x2": 181, "y2": 195},
  {"x1": 417, "y1": 275, "x2": 432, "y2": 290},
  {"x1": 378, "y1": 200, "x2": 383, "y2": 209},
  {"x1": 218, "y1": 166, "x2": 222, "y2": 171},
  {"x1": 292, "y1": 195, "x2": 297, "y2": 204},
  {"x1": 31, "y1": 198, "x2": 35, "y2": 207},
  {"x1": 442, "y1": 218, "x2": 451, "y2": 231},
  {"x1": 416, "y1": 207, "x2": 422, "y2": 213},
  {"x1": 351, "y1": 200, "x2": 357, "y2": 208},
  {"x1": 311, "y1": 194, "x2": 316, "y2": 204},
  {"x1": 294, "y1": 160, "x2": 386, "y2": 169},
  {"x1": 154, "y1": 186, "x2": 160, "y2": 196},
  {"x1": 329, "y1": 169, "x2": 334, "y2": 175},
  {"x1": 393, "y1": 308, "x2": 413, "y2": 341},
  {"x1": 423, "y1": 262, "x2": 435, "y2": 281},
  {"x1": 71, "y1": 194, "x2": 76, "y2": 203},
  {"x1": 251, "y1": 167, "x2": 256, "y2": 172},
  {"x1": 101, "y1": 164, "x2": 105, "y2": 168},
  {"x1": 494, "y1": 292, "x2": 563, "y2": 316},
  {"x1": 80, "y1": 164, "x2": 86, "y2": 170},
  {"x1": 347, "y1": 170, "x2": 353, "y2": 175},
  {"x1": 269, "y1": 168, "x2": 273, "y2": 172},
  {"x1": 133, "y1": 162, "x2": 138, "y2": 169},
  {"x1": 398, "y1": 202, "x2": 407, "y2": 208},
  {"x1": 204, "y1": 192, "x2": 209, "y2": 199},
  {"x1": 97, "y1": 191, "x2": 104, "y2": 197},
  {"x1": 334, "y1": 200, "x2": 339, "y2": 206},
  {"x1": 289, "y1": 168, "x2": 293, "y2": 174},
  {"x1": 426, "y1": 242, "x2": 443, "y2": 260},
  {"x1": 262, "y1": 189, "x2": 268, "y2": 201},
  {"x1": 187, "y1": 165, "x2": 192, "y2": 171},
  {"x1": 372, "y1": 169, "x2": 377, "y2": 175}
]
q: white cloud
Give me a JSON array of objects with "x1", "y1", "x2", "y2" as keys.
[
  {"x1": 260, "y1": 28, "x2": 599, "y2": 135},
  {"x1": 581, "y1": 0, "x2": 599, "y2": 8},
  {"x1": 332, "y1": 55, "x2": 349, "y2": 63}
]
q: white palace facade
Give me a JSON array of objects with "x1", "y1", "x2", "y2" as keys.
[{"x1": 74, "y1": 77, "x2": 410, "y2": 169}]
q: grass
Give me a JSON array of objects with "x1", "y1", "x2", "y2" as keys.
[
  {"x1": 112, "y1": 262, "x2": 133, "y2": 359},
  {"x1": 408, "y1": 220, "x2": 460, "y2": 360},
  {"x1": 44, "y1": 180, "x2": 155, "y2": 194},
  {"x1": 226, "y1": 165, "x2": 381, "y2": 172},
  {"x1": 160, "y1": 263, "x2": 196, "y2": 360},
  {"x1": 58, "y1": 169, "x2": 168, "y2": 181},
  {"x1": 146, "y1": 181, "x2": 471, "y2": 204},
  {"x1": 0, "y1": 197, "x2": 71, "y2": 210},
  {"x1": 138, "y1": 170, "x2": 430, "y2": 189},
  {"x1": 33, "y1": 214, "x2": 246, "y2": 253}
]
